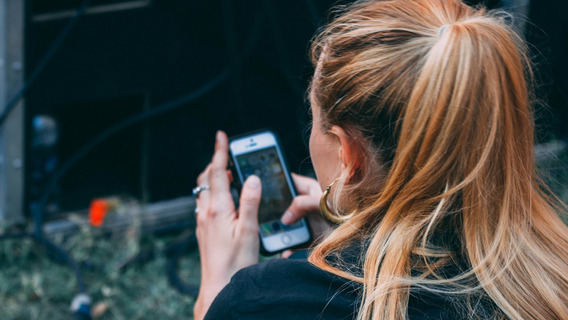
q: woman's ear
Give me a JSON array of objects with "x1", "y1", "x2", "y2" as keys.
[{"x1": 330, "y1": 126, "x2": 362, "y2": 176}]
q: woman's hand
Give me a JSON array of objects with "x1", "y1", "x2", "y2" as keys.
[
  {"x1": 280, "y1": 173, "x2": 331, "y2": 258},
  {"x1": 193, "y1": 131, "x2": 262, "y2": 320}
]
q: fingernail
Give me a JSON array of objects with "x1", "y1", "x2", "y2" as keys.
[
  {"x1": 281, "y1": 211, "x2": 292, "y2": 225},
  {"x1": 246, "y1": 175, "x2": 260, "y2": 189},
  {"x1": 216, "y1": 130, "x2": 222, "y2": 141}
]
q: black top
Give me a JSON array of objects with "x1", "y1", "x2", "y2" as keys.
[{"x1": 204, "y1": 252, "x2": 476, "y2": 319}]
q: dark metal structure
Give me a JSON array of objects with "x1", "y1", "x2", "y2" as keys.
[
  {"x1": 24, "y1": 0, "x2": 335, "y2": 219},
  {"x1": 0, "y1": 0, "x2": 566, "y2": 228}
]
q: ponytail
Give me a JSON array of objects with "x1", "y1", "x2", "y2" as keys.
[{"x1": 308, "y1": 0, "x2": 568, "y2": 319}]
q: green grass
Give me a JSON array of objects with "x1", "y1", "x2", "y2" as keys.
[{"x1": 0, "y1": 223, "x2": 199, "y2": 320}]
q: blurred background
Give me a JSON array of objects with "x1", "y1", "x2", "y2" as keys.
[{"x1": 0, "y1": 0, "x2": 566, "y2": 319}]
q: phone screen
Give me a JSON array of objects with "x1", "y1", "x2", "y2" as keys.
[{"x1": 235, "y1": 146, "x2": 303, "y2": 237}]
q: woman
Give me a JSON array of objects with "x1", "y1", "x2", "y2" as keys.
[{"x1": 193, "y1": 0, "x2": 568, "y2": 319}]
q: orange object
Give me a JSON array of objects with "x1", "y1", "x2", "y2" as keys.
[{"x1": 89, "y1": 199, "x2": 110, "y2": 227}]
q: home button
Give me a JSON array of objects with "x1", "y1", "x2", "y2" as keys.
[{"x1": 281, "y1": 234, "x2": 292, "y2": 245}]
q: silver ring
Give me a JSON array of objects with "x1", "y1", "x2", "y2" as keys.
[
  {"x1": 194, "y1": 207, "x2": 200, "y2": 215},
  {"x1": 192, "y1": 185, "x2": 210, "y2": 197}
]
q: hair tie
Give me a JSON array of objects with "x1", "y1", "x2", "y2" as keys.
[{"x1": 438, "y1": 24, "x2": 449, "y2": 38}]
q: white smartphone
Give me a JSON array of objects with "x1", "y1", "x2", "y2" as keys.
[{"x1": 229, "y1": 130, "x2": 312, "y2": 254}]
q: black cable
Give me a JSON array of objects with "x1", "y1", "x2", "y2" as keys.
[
  {"x1": 32, "y1": 71, "x2": 228, "y2": 233},
  {"x1": 0, "y1": 0, "x2": 91, "y2": 128},
  {"x1": 166, "y1": 233, "x2": 199, "y2": 297},
  {"x1": 35, "y1": 233, "x2": 87, "y2": 293},
  {"x1": 30, "y1": 72, "x2": 227, "y2": 288}
]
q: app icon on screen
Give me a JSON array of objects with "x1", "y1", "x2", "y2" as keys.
[
  {"x1": 238, "y1": 158, "x2": 249, "y2": 167},
  {"x1": 271, "y1": 221, "x2": 281, "y2": 232},
  {"x1": 261, "y1": 223, "x2": 273, "y2": 236}
]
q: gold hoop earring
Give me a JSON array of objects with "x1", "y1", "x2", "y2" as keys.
[{"x1": 319, "y1": 178, "x2": 353, "y2": 224}]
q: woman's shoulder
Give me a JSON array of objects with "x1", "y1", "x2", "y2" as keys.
[
  {"x1": 240, "y1": 253, "x2": 357, "y2": 286},
  {"x1": 204, "y1": 254, "x2": 479, "y2": 320},
  {"x1": 204, "y1": 255, "x2": 361, "y2": 320}
]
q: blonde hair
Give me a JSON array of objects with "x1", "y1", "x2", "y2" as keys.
[{"x1": 308, "y1": 0, "x2": 568, "y2": 319}]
